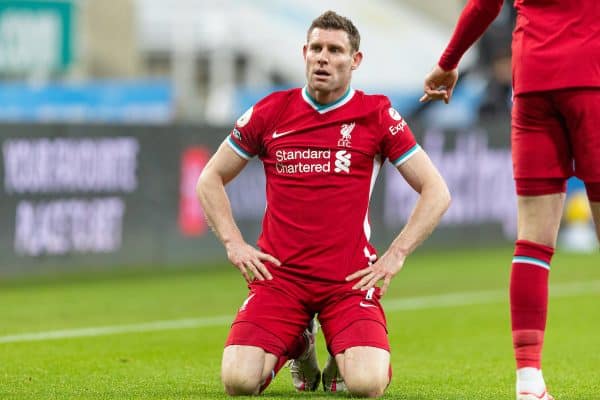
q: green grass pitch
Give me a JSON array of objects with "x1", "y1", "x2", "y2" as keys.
[{"x1": 1, "y1": 247, "x2": 599, "y2": 399}]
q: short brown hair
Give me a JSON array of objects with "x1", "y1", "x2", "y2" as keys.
[{"x1": 307, "y1": 10, "x2": 361, "y2": 52}]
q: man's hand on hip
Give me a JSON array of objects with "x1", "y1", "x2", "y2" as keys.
[
  {"x1": 345, "y1": 251, "x2": 407, "y2": 297},
  {"x1": 225, "y1": 241, "x2": 280, "y2": 283}
]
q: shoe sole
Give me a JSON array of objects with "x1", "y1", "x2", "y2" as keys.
[{"x1": 517, "y1": 391, "x2": 553, "y2": 400}]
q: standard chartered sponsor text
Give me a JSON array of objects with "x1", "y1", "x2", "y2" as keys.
[{"x1": 275, "y1": 148, "x2": 330, "y2": 174}]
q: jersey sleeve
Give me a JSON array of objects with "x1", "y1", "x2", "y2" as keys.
[
  {"x1": 226, "y1": 97, "x2": 272, "y2": 160},
  {"x1": 377, "y1": 99, "x2": 421, "y2": 167},
  {"x1": 438, "y1": 0, "x2": 504, "y2": 70}
]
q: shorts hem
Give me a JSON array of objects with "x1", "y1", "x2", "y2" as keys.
[
  {"x1": 330, "y1": 341, "x2": 391, "y2": 356},
  {"x1": 225, "y1": 321, "x2": 287, "y2": 357},
  {"x1": 326, "y1": 318, "x2": 390, "y2": 356}
]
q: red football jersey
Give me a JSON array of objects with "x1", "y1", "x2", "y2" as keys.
[
  {"x1": 438, "y1": 0, "x2": 600, "y2": 95},
  {"x1": 227, "y1": 87, "x2": 420, "y2": 282}
]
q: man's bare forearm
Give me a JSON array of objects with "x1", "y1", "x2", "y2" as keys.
[
  {"x1": 386, "y1": 180, "x2": 450, "y2": 258},
  {"x1": 196, "y1": 172, "x2": 244, "y2": 247}
]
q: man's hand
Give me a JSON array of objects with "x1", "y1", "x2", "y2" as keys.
[
  {"x1": 345, "y1": 251, "x2": 407, "y2": 297},
  {"x1": 420, "y1": 65, "x2": 459, "y2": 104},
  {"x1": 225, "y1": 241, "x2": 281, "y2": 283}
]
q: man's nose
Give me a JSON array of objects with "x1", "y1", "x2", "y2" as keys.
[{"x1": 317, "y1": 51, "x2": 328, "y2": 64}]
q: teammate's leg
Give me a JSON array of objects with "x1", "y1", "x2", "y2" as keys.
[
  {"x1": 511, "y1": 92, "x2": 571, "y2": 400},
  {"x1": 221, "y1": 345, "x2": 279, "y2": 395},
  {"x1": 516, "y1": 194, "x2": 565, "y2": 247},
  {"x1": 591, "y1": 202, "x2": 600, "y2": 241},
  {"x1": 513, "y1": 193, "x2": 564, "y2": 367},
  {"x1": 563, "y1": 89, "x2": 600, "y2": 242},
  {"x1": 584, "y1": 183, "x2": 600, "y2": 241},
  {"x1": 512, "y1": 193, "x2": 564, "y2": 400}
]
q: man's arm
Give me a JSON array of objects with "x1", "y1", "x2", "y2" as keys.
[
  {"x1": 196, "y1": 141, "x2": 280, "y2": 283},
  {"x1": 346, "y1": 150, "x2": 451, "y2": 296},
  {"x1": 420, "y1": 0, "x2": 504, "y2": 103}
]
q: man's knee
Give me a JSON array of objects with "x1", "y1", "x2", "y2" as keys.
[
  {"x1": 339, "y1": 346, "x2": 390, "y2": 398},
  {"x1": 344, "y1": 369, "x2": 389, "y2": 398},
  {"x1": 221, "y1": 345, "x2": 266, "y2": 396},
  {"x1": 221, "y1": 366, "x2": 262, "y2": 396},
  {"x1": 516, "y1": 193, "x2": 565, "y2": 246}
]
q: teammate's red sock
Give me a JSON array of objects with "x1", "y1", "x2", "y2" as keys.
[{"x1": 510, "y1": 240, "x2": 554, "y2": 369}]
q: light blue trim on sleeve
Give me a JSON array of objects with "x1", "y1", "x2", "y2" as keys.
[
  {"x1": 226, "y1": 136, "x2": 253, "y2": 160},
  {"x1": 392, "y1": 144, "x2": 421, "y2": 166}
]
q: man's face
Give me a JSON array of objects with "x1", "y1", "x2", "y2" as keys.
[{"x1": 303, "y1": 28, "x2": 362, "y2": 96}]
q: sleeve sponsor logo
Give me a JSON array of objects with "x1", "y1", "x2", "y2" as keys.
[
  {"x1": 388, "y1": 107, "x2": 403, "y2": 121},
  {"x1": 389, "y1": 121, "x2": 407, "y2": 136},
  {"x1": 387, "y1": 107, "x2": 407, "y2": 135},
  {"x1": 236, "y1": 106, "x2": 253, "y2": 128},
  {"x1": 232, "y1": 128, "x2": 242, "y2": 140}
]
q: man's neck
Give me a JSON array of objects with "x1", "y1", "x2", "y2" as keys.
[{"x1": 307, "y1": 86, "x2": 350, "y2": 106}]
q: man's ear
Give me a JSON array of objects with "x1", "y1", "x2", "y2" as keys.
[{"x1": 351, "y1": 51, "x2": 363, "y2": 70}]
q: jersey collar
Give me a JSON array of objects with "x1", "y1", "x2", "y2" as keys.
[{"x1": 301, "y1": 86, "x2": 355, "y2": 114}]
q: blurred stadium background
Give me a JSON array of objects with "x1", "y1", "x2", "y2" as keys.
[
  {"x1": 1, "y1": 1, "x2": 598, "y2": 399},
  {"x1": 0, "y1": 0, "x2": 595, "y2": 276}
]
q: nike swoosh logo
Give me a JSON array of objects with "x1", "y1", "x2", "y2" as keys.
[
  {"x1": 272, "y1": 130, "x2": 295, "y2": 139},
  {"x1": 359, "y1": 301, "x2": 377, "y2": 309}
]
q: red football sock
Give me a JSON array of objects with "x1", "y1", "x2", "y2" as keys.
[{"x1": 510, "y1": 240, "x2": 554, "y2": 369}]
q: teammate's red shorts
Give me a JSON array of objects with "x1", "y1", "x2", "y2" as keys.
[
  {"x1": 225, "y1": 269, "x2": 389, "y2": 358},
  {"x1": 511, "y1": 88, "x2": 600, "y2": 196}
]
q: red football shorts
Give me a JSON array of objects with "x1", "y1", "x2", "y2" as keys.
[
  {"x1": 225, "y1": 271, "x2": 390, "y2": 357},
  {"x1": 511, "y1": 88, "x2": 600, "y2": 196}
]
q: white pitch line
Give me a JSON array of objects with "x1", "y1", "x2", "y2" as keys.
[
  {"x1": 0, "y1": 316, "x2": 232, "y2": 344},
  {"x1": 384, "y1": 279, "x2": 600, "y2": 311},
  {"x1": 1, "y1": 280, "x2": 599, "y2": 344}
]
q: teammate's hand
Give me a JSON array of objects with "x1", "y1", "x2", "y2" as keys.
[
  {"x1": 225, "y1": 241, "x2": 280, "y2": 283},
  {"x1": 420, "y1": 65, "x2": 459, "y2": 104},
  {"x1": 345, "y1": 251, "x2": 406, "y2": 297}
]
